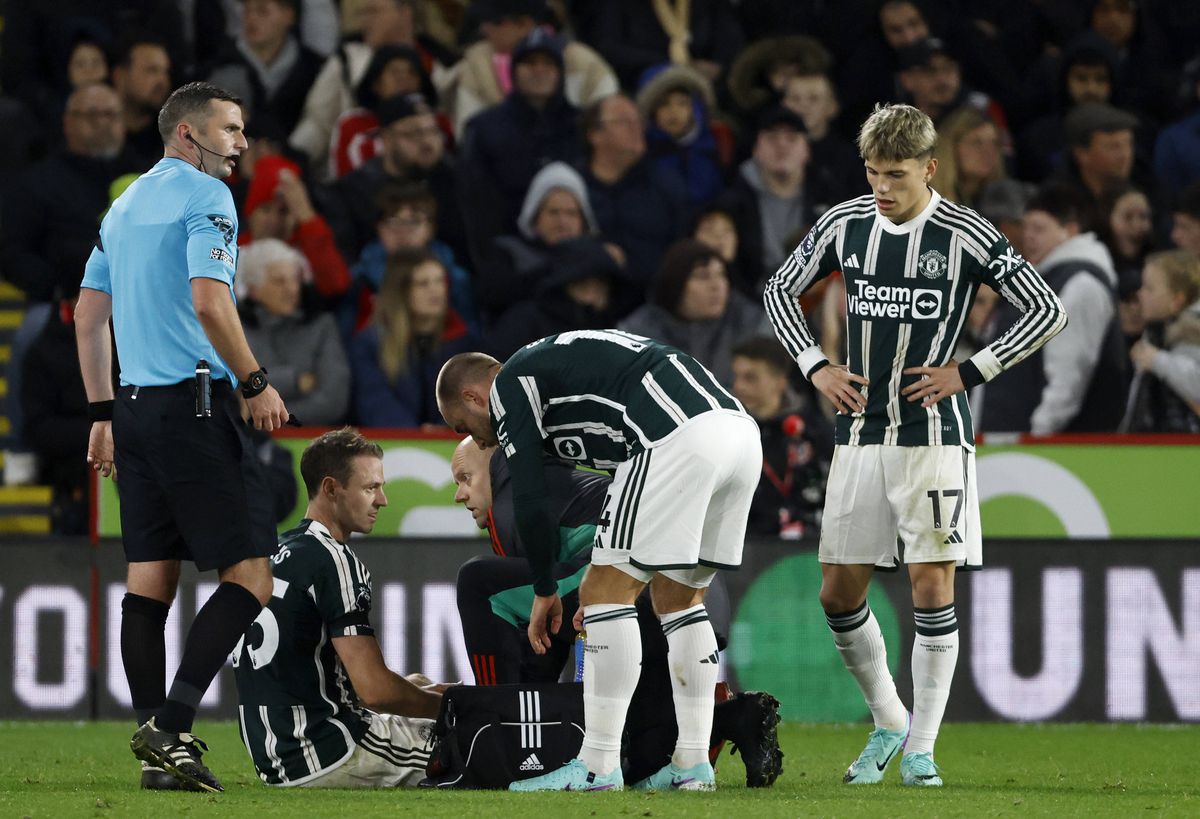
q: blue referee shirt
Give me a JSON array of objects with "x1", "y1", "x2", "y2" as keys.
[{"x1": 81, "y1": 157, "x2": 239, "y2": 386}]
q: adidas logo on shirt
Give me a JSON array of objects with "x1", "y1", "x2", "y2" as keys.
[
  {"x1": 842, "y1": 253, "x2": 861, "y2": 269},
  {"x1": 519, "y1": 753, "x2": 544, "y2": 772}
]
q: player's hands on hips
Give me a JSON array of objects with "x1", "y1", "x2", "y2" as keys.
[
  {"x1": 812, "y1": 364, "x2": 869, "y2": 414},
  {"x1": 527, "y1": 593, "x2": 563, "y2": 655},
  {"x1": 246, "y1": 384, "x2": 289, "y2": 431},
  {"x1": 572, "y1": 606, "x2": 585, "y2": 633},
  {"x1": 902, "y1": 361, "x2": 966, "y2": 407},
  {"x1": 87, "y1": 421, "x2": 116, "y2": 480}
]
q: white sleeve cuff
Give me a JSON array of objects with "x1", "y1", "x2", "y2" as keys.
[
  {"x1": 968, "y1": 347, "x2": 1004, "y2": 382},
  {"x1": 797, "y1": 347, "x2": 830, "y2": 379}
]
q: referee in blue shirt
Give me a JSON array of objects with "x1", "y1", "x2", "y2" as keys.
[{"x1": 76, "y1": 82, "x2": 290, "y2": 793}]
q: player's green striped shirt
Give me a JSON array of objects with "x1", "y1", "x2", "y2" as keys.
[
  {"x1": 233, "y1": 520, "x2": 421, "y2": 786},
  {"x1": 764, "y1": 191, "x2": 1067, "y2": 448},
  {"x1": 490, "y1": 330, "x2": 748, "y2": 594}
]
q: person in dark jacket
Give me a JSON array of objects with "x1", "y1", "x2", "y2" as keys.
[
  {"x1": 486, "y1": 236, "x2": 627, "y2": 360},
  {"x1": 980, "y1": 184, "x2": 1126, "y2": 433},
  {"x1": 207, "y1": 0, "x2": 324, "y2": 135},
  {"x1": 579, "y1": 93, "x2": 690, "y2": 302},
  {"x1": 729, "y1": 337, "x2": 832, "y2": 539},
  {"x1": 321, "y1": 93, "x2": 470, "y2": 268},
  {"x1": 716, "y1": 105, "x2": 836, "y2": 297},
  {"x1": 480, "y1": 161, "x2": 600, "y2": 322},
  {"x1": 348, "y1": 250, "x2": 478, "y2": 427},
  {"x1": 20, "y1": 293, "x2": 89, "y2": 534},
  {"x1": 455, "y1": 28, "x2": 583, "y2": 265},
  {"x1": 3, "y1": 84, "x2": 143, "y2": 304}
]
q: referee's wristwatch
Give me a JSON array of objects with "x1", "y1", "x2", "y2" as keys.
[{"x1": 241, "y1": 367, "x2": 269, "y2": 399}]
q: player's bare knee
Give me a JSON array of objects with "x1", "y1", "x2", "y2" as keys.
[
  {"x1": 909, "y1": 563, "x2": 955, "y2": 608},
  {"x1": 579, "y1": 564, "x2": 643, "y2": 606},
  {"x1": 649, "y1": 575, "x2": 705, "y2": 615}
]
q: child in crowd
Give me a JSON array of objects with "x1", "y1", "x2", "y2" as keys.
[
  {"x1": 636, "y1": 64, "x2": 727, "y2": 204},
  {"x1": 1122, "y1": 250, "x2": 1200, "y2": 432}
]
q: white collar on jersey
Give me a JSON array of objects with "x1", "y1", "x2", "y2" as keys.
[{"x1": 874, "y1": 187, "x2": 942, "y2": 236}]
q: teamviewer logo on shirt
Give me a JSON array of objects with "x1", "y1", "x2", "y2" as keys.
[
  {"x1": 554, "y1": 436, "x2": 587, "y2": 460},
  {"x1": 911, "y1": 289, "x2": 942, "y2": 319}
]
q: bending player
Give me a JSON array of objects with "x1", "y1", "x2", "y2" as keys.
[{"x1": 450, "y1": 438, "x2": 783, "y2": 787}]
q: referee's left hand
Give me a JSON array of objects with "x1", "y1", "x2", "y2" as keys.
[
  {"x1": 87, "y1": 421, "x2": 116, "y2": 480},
  {"x1": 902, "y1": 362, "x2": 966, "y2": 408},
  {"x1": 527, "y1": 593, "x2": 563, "y2": 655}
]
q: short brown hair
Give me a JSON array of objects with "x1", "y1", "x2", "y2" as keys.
[
  {"x1": 157, "y1": 81, "x2": 242, "y2": 144},
  {"x1": 857, "y1": 102, "x2": 936, "y2": 162},
  {"x1": 300, "y1": 427, "x2": 383, "y2": 499}
]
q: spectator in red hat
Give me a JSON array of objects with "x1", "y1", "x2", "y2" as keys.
[{"x1": 241, "y1": 153, "x2": 350, "y2": 299}]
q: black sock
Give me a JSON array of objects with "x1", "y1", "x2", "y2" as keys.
[
  {"x1": 158, "y1": 582, "x2": 262, "y2": 734},
  {"x1": 121, "y1": 593, "x2": 170, "y2": 726}
]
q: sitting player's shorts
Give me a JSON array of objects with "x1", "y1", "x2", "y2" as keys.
[
  {"x1": 592, "y1": 410, "x2": 761, "y2": 588},
  {"x1": 297, "y1": 712, "x2": 435, "y2": 789},
  {"x1": 819, "y1": 444, "x2": 982, "y2": 568}
]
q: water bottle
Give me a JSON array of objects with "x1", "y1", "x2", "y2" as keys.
[{"x1": 574, "y1": 630, "x2": 586, "y2": 682}]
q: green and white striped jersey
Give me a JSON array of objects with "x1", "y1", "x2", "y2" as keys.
[
  {"x1": 232, "y1": 519, "x2": 375, "y2": 786},
  {"x1": 489, "y1": 329, "x2": 747, "y2": 593},
  {"x1": 764, "y1": 191, "x2": 1067, "y2": 447}
]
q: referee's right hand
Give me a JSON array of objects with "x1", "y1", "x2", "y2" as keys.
[{"x1": 246, "y1": 385, "x2": 290, "y2": 431}]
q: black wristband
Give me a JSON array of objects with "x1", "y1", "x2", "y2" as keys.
[
  {"x1": 958, "y1": 359, "x2": 986, "y2": 390},
  {"x1": 240, "y1": 367, "x2": 269, "y2": 399},
  {"x1": 806, "y1": 359, "x2": 830, "y2": 380},
  {"x1": 88, "y1": 400, "x2": 114, "y2": 422}
]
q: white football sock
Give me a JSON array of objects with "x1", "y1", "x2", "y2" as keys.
[
  {"x1": 827, "y1": 603, "x2": 908, "y2": 731},
  {"x1": 660, "y1": 604, "x2": 719, "y2": 769},
  {"x1": 577, "y1": 604, "x2": 642, "y2": 776},
  {"x1": 908, "y1": 604, "x2": 959, "y2": 756}
]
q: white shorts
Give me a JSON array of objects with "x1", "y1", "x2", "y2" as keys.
[
  {"x1": 591, "y1": 411, "x2": 761, "y2": 587},
  {"x1": 296, "y1": 712, "x2": 435, "y2": 789},
  {"x1": 819, "y1": 444, "x2": 982, "y2": 568}
]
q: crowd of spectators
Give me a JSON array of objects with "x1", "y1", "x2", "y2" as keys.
[{"x1": 3, "y1": 0, "x2": 1200, "y2": 533}]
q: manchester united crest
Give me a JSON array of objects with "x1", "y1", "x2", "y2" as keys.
[{"x1": 918, "y1": 249, "x2": 947, "y2": 279}]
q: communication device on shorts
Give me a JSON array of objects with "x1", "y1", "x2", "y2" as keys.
[{"x1": 195, "y1": 359, "x2": 212, "y2": 418}]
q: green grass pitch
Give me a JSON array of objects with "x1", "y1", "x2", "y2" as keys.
[{"x1": 1, "y1": 721, "x2": 1197, "y2": 818}]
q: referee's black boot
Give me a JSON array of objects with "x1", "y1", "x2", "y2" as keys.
[
  {"x1": 131, "y1": 718, "x2": 224, "y2": 793},
  {"x1": 715, "y1": 691, "x2": 784, "y2": 788}
]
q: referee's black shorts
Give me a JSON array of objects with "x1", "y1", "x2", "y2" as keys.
[{"x1": 113, "y1": 379, "x2": 277, "y2": 571}]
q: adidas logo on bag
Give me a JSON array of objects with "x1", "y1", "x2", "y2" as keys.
[{"x1": 519, "y1": 753, "x2": 544, "y2": 772}]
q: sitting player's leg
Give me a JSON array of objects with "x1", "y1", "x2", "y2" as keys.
[
  {"x1": 297, "y1": 712, "x2": 435, "y2": 788},
  {"x1": 820, "y1": 445, "x2": 910, "y2": 784}
]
